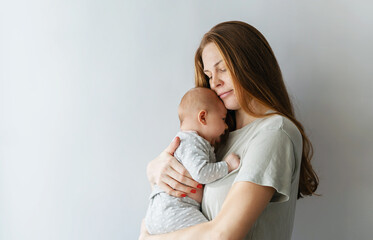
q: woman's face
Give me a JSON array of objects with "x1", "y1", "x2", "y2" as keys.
[{"x1": 201, "y1": 42, "x2": 240, "y2": 111}]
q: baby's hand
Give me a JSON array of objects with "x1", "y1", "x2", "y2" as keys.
[{"x1": 224, "y1": 153, "x2": 240, "y2": 173}]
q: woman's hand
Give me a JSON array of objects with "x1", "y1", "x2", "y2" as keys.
[{"x1": 147, "y1": 137, "x2": 202, "y2": 198}]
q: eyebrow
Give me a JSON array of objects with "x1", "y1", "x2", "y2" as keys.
[{"x1": 203, "y1": 60, "x2": 223, "y2": 73}]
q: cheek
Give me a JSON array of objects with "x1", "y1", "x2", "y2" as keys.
[
  {"x1": 218, "y1": 122, "x2": 226, "y2": 132},
  {"x1": 214, "y1": 122, "x2": 224, "y2": 134},
  {"x1": 222, "y1": 72, "x2": 234, "y2": 86}
]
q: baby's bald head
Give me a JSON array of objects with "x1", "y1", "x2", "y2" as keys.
[{"x1": 178, "y1": 87, "x2": 223, "y2": 125}]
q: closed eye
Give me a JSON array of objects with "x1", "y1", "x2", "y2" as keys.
[{"x1": 205, "y1": 73, "x2": 212, "y2": 79}]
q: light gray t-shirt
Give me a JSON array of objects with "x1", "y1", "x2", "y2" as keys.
[{"x1": 201, "y1": 113, "x2": 302, "y2": 240}]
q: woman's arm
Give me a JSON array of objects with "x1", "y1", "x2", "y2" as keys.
[
  {"x1": 139, "y1": 181, "x2": 275, "y2": 240},
  {"x1": 147, "y1": 137, "x2": 201, "y2": 197}
]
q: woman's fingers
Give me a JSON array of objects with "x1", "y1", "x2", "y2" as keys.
[
  {"x1": 147, "y1": 136, "x2": 202, "y2": 198},
  {"x1": 157, "y1": 178, "x2": 187, "y2": 198},
  {"x1": 167, "y1": 155, "x2": 193, "y2": 179},
  {"x1": 167, "y1": 167, "x2": 199, "y2": 190},
  {"x1": 166, "y1": 156, "x2": 201, "y2": 187},
  {"x1": 159, "y1": 164, "x2": 200, "y2": 197},
  {"x1": 169, "y1": 174, "x2": 196, "y2": 193}
]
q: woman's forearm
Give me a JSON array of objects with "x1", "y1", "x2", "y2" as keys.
[{"x1": 142, "y1": 182, "x2": 275, "y2": 240}]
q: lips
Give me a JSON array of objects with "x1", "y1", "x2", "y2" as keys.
[{"x1": 219, "y1": 90, "x2": 233, "y2": 99}]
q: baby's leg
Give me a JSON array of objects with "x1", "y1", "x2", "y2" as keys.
[{"x1": 145, "y1": 193, "x2": 207, "y2": 234}]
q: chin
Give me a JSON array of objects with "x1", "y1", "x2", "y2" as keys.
[
  {"x1": 222, "y1": 97, "x2": 240, "y2": 110},
  {"x1": 223, "y1": 102, "x2": 240, "y2": 111}
]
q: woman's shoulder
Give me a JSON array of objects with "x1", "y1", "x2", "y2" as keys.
[{"x1": 256, "y1": 114, "x2": 302, "y2": 144}]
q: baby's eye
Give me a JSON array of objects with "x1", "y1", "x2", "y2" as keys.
[{"x1": 222, "y1": 118, "x2": 226, "y2": 121}]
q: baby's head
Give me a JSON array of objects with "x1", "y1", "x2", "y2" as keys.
[{"x1": 178, "y1": 87, "x2": 228, "y2": 145}]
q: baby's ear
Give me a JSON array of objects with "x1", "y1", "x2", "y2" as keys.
[{"x1": 198, "y1": 110, "x2": 208, "y2": 125}]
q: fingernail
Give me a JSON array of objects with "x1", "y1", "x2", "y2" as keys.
[
  {"x1": 197, "y1": 184, "x2": 203, "y2": 189},
  {"x1": 191, "y1": 189, "x2": 196, "y2": 193},
  {"x1": 181, "y1": 194, "x2": 186, "y2": 197}
]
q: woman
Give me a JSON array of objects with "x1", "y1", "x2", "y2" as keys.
[{"x1": 140, "y1": 21, "x2": 319, "y2": 240}]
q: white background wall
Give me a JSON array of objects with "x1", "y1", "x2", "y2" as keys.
[{"x1": 1, "y1": 1, "x2": 372, "y2": 239}]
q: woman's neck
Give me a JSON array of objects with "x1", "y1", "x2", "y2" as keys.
[
  {"x1": 235, "y1": 109, "x2": 257, "y2": 129},
  {"x1": 235, "y1": 101, "x2": 270, "y2": 130}
]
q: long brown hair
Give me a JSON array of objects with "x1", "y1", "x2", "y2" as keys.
[{"x1": 194, "y1": 21, "x2": 319, "y2": 199}]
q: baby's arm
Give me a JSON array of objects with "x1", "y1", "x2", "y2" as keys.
[
  {"x1": 176, "y1": 134, "x2": 242, "y2": 184},
  {"x1": 223, "y1": 153, "x2": 240, "y2": 173},
  {"x1": 176, "y1": 136, "x2": 230, "y2": 184},
  {"x1": 179, "y1": 150, "x2": 228, "y2": 185},
  {"x1": 190, "y1": 153, "x2": 240, "y2": 184}
]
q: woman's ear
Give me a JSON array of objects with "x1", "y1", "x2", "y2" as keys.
[{"x1": 198, "y1": 110, "x2": 208, "y2": 125}]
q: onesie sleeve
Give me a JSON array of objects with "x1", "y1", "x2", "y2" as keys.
[
  {"x1": 234, "y1": 129, "x2": 295, "y2": 202},
  {"x1": 175, "y1": 134, "x2": 228, "y2": 184}
]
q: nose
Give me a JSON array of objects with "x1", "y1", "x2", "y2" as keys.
[{"x1": 209, "y1": 73, "x2": 223, "y2": 89}]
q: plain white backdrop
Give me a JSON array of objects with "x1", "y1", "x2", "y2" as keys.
[{"x1": 1, "y1": 0, "x2": 372, "y2": 239}]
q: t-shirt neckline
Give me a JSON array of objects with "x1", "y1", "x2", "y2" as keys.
[{"x1": 230, "y1": 110, "x2": 276, "y2": 135}]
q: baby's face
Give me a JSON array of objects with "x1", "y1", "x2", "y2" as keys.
[{"x1": 205, "y1": 100, "x2": 228, "y2": 145}]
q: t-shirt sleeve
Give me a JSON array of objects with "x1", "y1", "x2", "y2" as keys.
[
  {"x1": 234, "y1": 129, "x2": 295, "y2": 203},
  {"x1": 175, "y1": 135, "x2": 228, "y2": 184}
]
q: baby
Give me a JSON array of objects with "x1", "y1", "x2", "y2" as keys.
[{"x1": 145, "y1": 87, "x2": 240, "y2": 234}]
